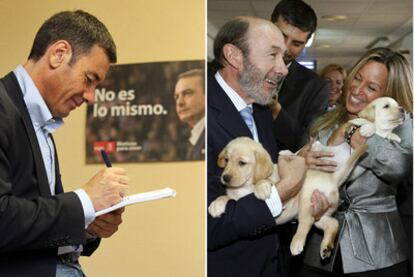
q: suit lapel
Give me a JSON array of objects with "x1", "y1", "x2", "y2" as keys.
[
  {"x1": 50, "y1": 135, "x2": 64, "y2": 194},
  {"x1": 209, "y1": 77, "x2": 253, "y2": 139},
  {"x1": 279, "y1": 60, "x2": 301, "y2": 105},
  {"x1": 1, "y1": 72, "x2": 51, "y2": 196},
  {"x1": 253, "y1": 104, "x2": 272, "y2": 151},
  {"x1": 187, "y1": 128, "x2": 205, "y2": 160}
]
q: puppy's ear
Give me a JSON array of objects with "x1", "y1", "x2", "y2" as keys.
[
  {"x1": 253, "y1": 147, "x2": 273, "y2": 183},
  {"x1": 358, "y1": 102, "x2": 375, "y2": 122},
  {"x1": 217, "y1": 149, "x2": 227, "y2": 168}
]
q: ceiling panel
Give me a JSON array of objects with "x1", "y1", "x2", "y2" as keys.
[{"x1": 207, "y1": 0, "x2": 413, "y2": 71}]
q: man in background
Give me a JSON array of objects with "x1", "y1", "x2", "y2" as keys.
[
  {"x1": 269, "y1": 2, "x2": 330, "y2": 276},
  {"x1": 0, "y1": 10, "x2": 128, "y2": 276},
  {"x1": 270, "y1": 0, "x2": 329, "y2": 152},
  {"x1": 174, "y1": 68, "x2": 205, "y2": 160}
]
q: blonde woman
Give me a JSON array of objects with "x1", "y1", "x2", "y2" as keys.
[
  {"x1": 299, "y1": 47, "x2": 412, "y2": 277},
  {"x1": 320, "y1": 64, "x2": 347, "y2": 110}
]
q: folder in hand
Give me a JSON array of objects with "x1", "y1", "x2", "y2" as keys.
[{"x1": 95, "y1": 187, "x2": 176, "y2": 216}]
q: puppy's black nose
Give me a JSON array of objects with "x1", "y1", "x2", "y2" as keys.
[{"x1": 222, "y1": 174, "x2": 232, "y2": 183}]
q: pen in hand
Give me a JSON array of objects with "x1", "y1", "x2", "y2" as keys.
[
  {"x1": 101, "y1": 148, "x2": 123, "y2": 207},
  {"x1": 100, "y1": 149, "x2": 112, "y2": 167}
]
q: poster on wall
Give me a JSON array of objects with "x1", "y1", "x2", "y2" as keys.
[{"x1": 85, "y1": 60, "x2": 205, "y2": 164}]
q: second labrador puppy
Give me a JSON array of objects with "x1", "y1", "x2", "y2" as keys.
[
  {"x1": 209, "y1": 136, "x2": 367, "y2": 260},
  {"x1": 349, "y1": 96, "x2": 405, "y2": 142},
  {"x1": 280, "y1": 142, "x2": 367, "y2": 259},
  {"x1": 324, "y1": 97, "x2": 405, "y2": 181}
]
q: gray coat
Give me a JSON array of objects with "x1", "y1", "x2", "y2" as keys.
[{"x1": 303, "y1": 114, "x2": 412, "y2": 274}]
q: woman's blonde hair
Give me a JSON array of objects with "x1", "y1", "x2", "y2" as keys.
[
  {"x1": 310, "y1": 47, "x2": 413, "y2": 137},
  {"x1": 320, "y1": 63, "x2": 347, "y2": 80}
]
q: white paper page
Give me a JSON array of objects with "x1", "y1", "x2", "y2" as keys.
[{"x1": 95, "y1": 187, "x2": 176, "y2": 217}]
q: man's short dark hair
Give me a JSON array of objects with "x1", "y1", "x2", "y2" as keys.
[
  {"x1": 28, "y1": 10, "x2": 117, "y2": 64},
  {"x1": 270, "y1": 0, "x2": 317, "y2": 39},
  {"x1": 213, "y1": 17, "x2": 250, "y2": 70},
  {"x1": 177, "y1": 69, "x2": 205, "y2": 94}
]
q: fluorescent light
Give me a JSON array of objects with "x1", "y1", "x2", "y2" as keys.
[
  {"x1": 305, "y1": 33, "x2": 315, "y2": 48},
  {"x1": 322, "y1": 15, "x2": 348, "y2": 21},
  {"x1": 298, "y1": 60, "x2": 316, "y2": 70},
  {"x1": 316, "y1": 44, "x2": 332, "y2": 49}
]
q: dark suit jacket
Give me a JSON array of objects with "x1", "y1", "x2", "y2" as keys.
[
  {"x1": 274, "y1": 60, "x2": 328, "y2": 152},
  {"x1": 0, "y1": 72, "x2": 98, "y2": 276},
  {"x1": 207, "y1": 76, "x2": 282, "y2": 277},
  {"x1": 186, "y1": 127, "x2": 205, "y2": 160}
]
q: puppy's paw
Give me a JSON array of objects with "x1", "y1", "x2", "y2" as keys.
[
  {"x1": 290, "y1": 236, "x2": 305, "y2": 256},
  {"x1": 320, "y1": 241, "x2": 334, "y2": 259},
  {"x1": 208, "y1": 196, "x2": 230, "y2": 218},
  {"x1": 279, "y1": 150, "x2": 295, "y2": 156},
  {"x1": 387, "y1": 133, "x2": 401, "y2": 143},
  {"x1": 360, "y1": 123, "x2": 375, "y2": 137},
  {"x1": 310, "y1": 141, "x2": 323, "y2": 152},
  {"x1": 349, "y1": 118, "x2": 369, "y2": 126},
  {"x1": 254, "y1": 180, "x2": 272, "y2": 200}
]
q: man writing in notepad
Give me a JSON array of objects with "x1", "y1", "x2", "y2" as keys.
[{"x1": 0, "y1": 10, "x2": 128, "y2": 276}]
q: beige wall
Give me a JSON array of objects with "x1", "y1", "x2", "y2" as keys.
[{"x1": 0, "y1": 0, "x2": 205, "y2": 276}]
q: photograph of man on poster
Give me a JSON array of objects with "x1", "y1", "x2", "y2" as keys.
[
  {"x1": 174, "y1": 69, "x2": 205, "y2": 160},
  {"x1": 85, "y1": 60, "x2": 205, "y2": 163}
]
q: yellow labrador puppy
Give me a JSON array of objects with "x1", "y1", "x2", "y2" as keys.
[
  {"x1": 323, "y1": 97, "x2": 405, "y2": 182},
  {"x1": 207, "y1": 137, "x2": 275, "y2": 218},
  {"x1": 208, "y1": 137, "x2": 305, "y2": 217},
  {"x1": 349, "y1": 96, "x2": 404, "y2": 142},
  {"x1": 282, "y1": 143, "x2": 367, "y2": 259},
  {"x1": 208, "y1": 137, "x2": 367, "y2": 260}
]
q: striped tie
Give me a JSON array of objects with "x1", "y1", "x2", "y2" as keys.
[{"x1": 240, "y1": 106, "x2": 255, "y2": 136}]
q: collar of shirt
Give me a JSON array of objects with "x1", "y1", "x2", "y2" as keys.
[
  {"x1": 13, "y1": 65, "x2": 63, "y2": 134},
  {"x1": 189, "y1": 117, "x2": 205, "y2": 146},
  {"x1": 215, "y1": 71, "x2": 251, "y2": 112},
  {"x1": 215, "y1": 72, "x2": 258, "y2": 141}
]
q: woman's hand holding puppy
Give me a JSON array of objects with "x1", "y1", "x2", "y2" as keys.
[{"x1": 299, "y1": 139, "x2": 337, "y2": 173}]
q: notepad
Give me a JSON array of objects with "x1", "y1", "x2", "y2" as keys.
[{"x1": 95, "y1": 187, "x2": 177, "y2": 216}]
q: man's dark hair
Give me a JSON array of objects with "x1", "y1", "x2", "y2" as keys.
[
  {"x1": 28, "y1": 10, "x2": 116, "y2": 64},
  {"x1": 213, "y1": 17, "x2": 250, "y2": 70},
  {"x1": 270, "y1": 0, "x2": 317, "y2": 40},
  {"x1": 177, "y1": 69, "x2": 205, "y2": 94}
]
